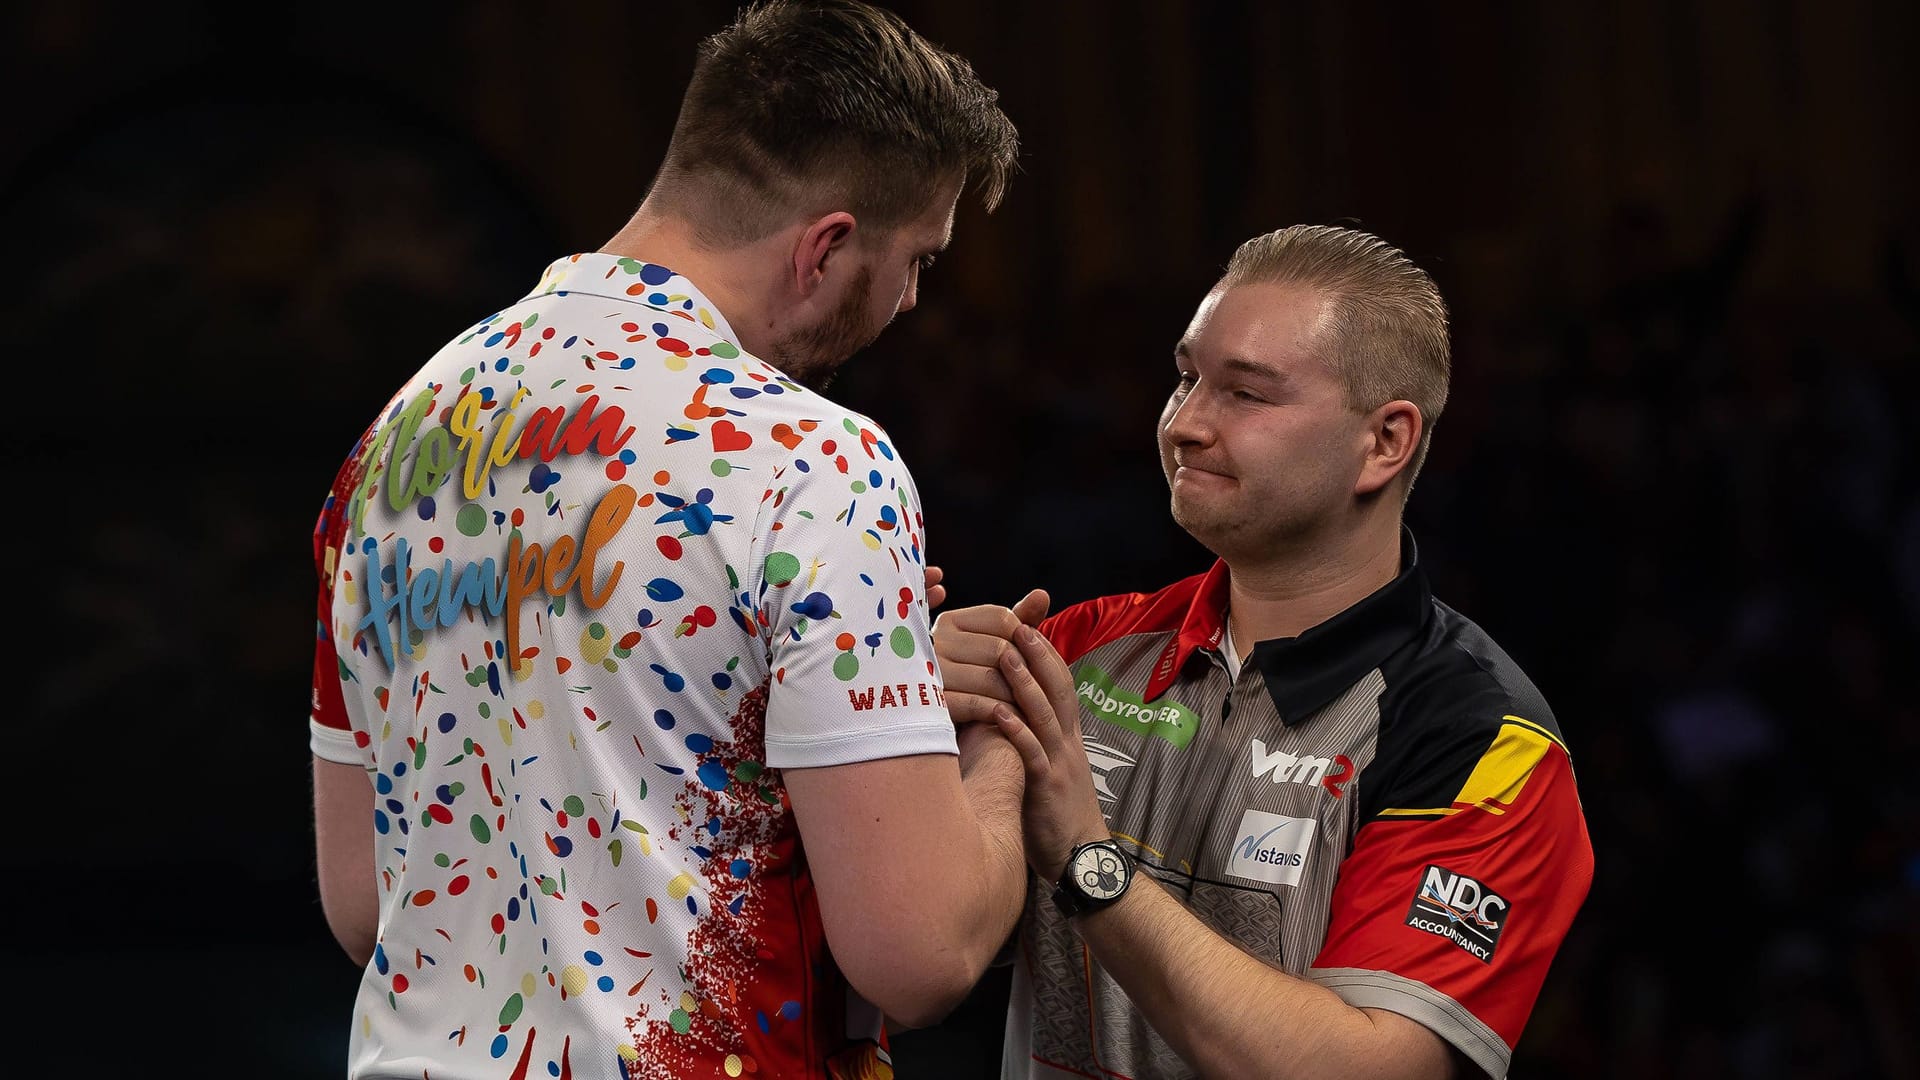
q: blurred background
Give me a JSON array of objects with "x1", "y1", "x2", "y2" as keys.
[{"x1": 6, "y1": 0, "x2": 1915, "y2": 1076}]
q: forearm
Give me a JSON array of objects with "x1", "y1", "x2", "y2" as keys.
[
  {"x1": 891, "y1": 739, "x2": 1027, "y2": 1023},
  {"x1": 875, "y1": 764, "x2": 1025, "y2": 1026},
  {"x1": 959, "y1": 735, "x2": 1030, "y2": 956},
  {"x1": 789, "y1": 747, "x2": 1030, "y2": 1028},
  {"x1": 312, "y1": 756, "x2": 378, "y2": 967},
  {"x1": 1074, "y1": 873, "x2": 1444, "y2": 1080}
]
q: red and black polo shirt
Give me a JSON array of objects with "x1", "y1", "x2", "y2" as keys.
[{"x1": 1002, "y1": 530, "x2": 1593, "y2": 1080}]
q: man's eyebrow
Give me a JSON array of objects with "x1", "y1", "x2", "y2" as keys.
[
  {"x1": 1173, "y1": 344, "x2": 1287, "y2": 383},
  {"x1": 1222, "y1": 357, "x2": 1287, "y2": 382}
]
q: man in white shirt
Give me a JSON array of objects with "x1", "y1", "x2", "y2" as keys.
[{"x1": 308, "y1": 3, "x2": 1028, "y2": 1076}]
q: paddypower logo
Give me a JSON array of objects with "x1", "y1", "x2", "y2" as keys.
[{"x1": 1074, "y1": 664, "x2": 1200, "y2": 749}]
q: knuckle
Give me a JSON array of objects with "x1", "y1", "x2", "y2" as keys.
[{"x1": 947, "y1": 669, "x2": 999, "y2": 695}]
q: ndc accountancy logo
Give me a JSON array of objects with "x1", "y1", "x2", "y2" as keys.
[
  {"x1": 1226, "y1": 809, "x2": 1316, "y2": 887},
  {"x1": 1404, "y1": 865, "x2": 1509, "y2": 964}
]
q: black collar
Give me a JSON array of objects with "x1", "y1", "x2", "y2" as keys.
[{"x1": 1246, "y1": 527, "x2": 1433, "y2": 725}]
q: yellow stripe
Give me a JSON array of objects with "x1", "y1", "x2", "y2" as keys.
[
  {"x1": 1450, "y1": 722, "x2": 1552, "y2": 814},
  {"x1": 1111, "y1": 831, "x2": 1192, "y2": 875},
  {"x1": 1502, "y1": 713, "x2": 1567, "y2": 754},
  {"x1": 1377, "y1": 719, "x2": 1562, "y2": 818}
]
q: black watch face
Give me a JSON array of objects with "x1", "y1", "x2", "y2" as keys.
[{"x1": 1070, "y1": 844, "x2": 1129, "y2": 901}]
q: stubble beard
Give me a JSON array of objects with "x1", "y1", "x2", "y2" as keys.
[{"x1": 769, "y1": 266, "x2": 879, "y2": 393}]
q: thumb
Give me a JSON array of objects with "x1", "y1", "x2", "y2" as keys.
[{"x1": 1011, "y1": 588, "x2": 1051, "y2": 627}]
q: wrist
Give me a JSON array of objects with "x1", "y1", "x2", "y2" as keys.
[{"x1": 1069, "y1": 867, "x2": 1146, "y2": 932}]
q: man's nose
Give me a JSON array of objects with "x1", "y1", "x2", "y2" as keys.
[{"x1": 1162, "y1": 395, "x2": 1213, "y2": 444}]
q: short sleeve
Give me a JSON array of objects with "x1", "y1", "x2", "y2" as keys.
[
  {"x1": 753, "y1": 422, "x2": 956, "y2": 769},
  {"x1": 310, "y1": 479, "x2": 370, "y2": 767},
  {"x1": 1308, "y1": 716, "x2": 1594, "y2": 1079}
]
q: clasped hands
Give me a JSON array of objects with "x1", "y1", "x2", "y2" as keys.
[{"x1": 923, "y1": 566, "x2": 1110, "y2": 886}]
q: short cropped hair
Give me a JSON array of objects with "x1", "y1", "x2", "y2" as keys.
[
  {"x1": 649, "y1": 0, "x2": 1020, "y2": 245},
  {"x1": 1222, "y1": 225, "x2": 1452, "y2": 496}
]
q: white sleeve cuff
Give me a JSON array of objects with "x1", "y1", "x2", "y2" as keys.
[
  {"x1": 763, "y1": 715, "x2": 958, "y2": 769},
  {"x1": 309, "y1": 717, "x2": 364, "y2": 765}
]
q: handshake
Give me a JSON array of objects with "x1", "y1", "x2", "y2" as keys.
[{"x1": 925, "y1": 567, "x2": 1112, "y2": 889}]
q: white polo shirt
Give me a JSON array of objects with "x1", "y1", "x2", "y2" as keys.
[{"x1": 310, "y1": 252, "x2": 954, "y2": 1079}]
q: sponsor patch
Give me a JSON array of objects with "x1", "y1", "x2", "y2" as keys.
[
  {"x1": 1405, "y1": 865, "x2": 1509, "y2": 963},
  {"x1": 1248, "y1": 738, "x2": 1354, "y2": 797},
  {"x1": 1074, "y1": 664, "x2": 1200, "y2": 748},
  {"x1": 1226, "y1": 809, "x2": 1316, "y2": 886}
]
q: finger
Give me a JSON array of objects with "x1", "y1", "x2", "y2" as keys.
[
  {"x1": 991, "y1": 703, "x2": 1050, "y2": 775},
  {"x1": 938, "y1": 650, "x2": 1017, "y2": 690},
  {"x1": 1013, "y1": 625, "x2": 1082, "y2": 749},
  {"x1": 931, "y1": 604, "x2": 1025, "y2": 640},
  {"x1": 997, "y1": 643, "x2": 1064, "y2": 758},
  {"x1": 943, "y1": 689, "x2": 1015, "y2": 726},
  {"x1": 926, "y1": 582, "x2": 947, "y2": 611},
  {"x1": 934, "y1": 627, "x2": 1026, "y2": 670},
  {"x1": 1010, "y1": 588, "x2": 1051, "y2": 627},
  {"x1": 941, "y1": 666, "x2": 1018, "y2": 711}
]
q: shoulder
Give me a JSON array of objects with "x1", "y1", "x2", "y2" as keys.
[
  {"x1": 742, "y1": 393, "x2": 925, "y2": 508},
  {"x1": 1379, "y1": 599, "x2": 1562, "y2": 748},
  {"x1": 810, "y1": 403, "x2": 914, "y2": 470},
  {"x1": 1358, "y1": 599, "x2": 1579, "y2": 823},
  {"x1": 1040, "y1": 571, "x2": 1210, "y2": 664}
]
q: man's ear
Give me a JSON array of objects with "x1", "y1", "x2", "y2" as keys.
[
  {"x1": 1355, "y1": 400, "x2": 1422, "y2": 496},
  {"x1": 791, "y1": 212, "x2": 858, "y2": 298}
]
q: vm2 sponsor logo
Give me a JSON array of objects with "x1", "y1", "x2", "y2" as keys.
[{"x1": 1248, "y1": 739, "x2": 1353, "y2": 797}]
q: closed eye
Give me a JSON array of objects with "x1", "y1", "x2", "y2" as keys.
[{"x1": 917, "y1": 253, "x2": 938, "y2": 271}]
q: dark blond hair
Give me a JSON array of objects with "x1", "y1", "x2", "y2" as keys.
[
  {"x1": 1222, "y1": 224, "x2": 1451, "y2": 495},
  {"x1": 649, "y1": 0, "x2": 1019, "y2": 245}
]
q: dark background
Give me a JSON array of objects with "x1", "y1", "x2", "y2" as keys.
[{"x1": 7, "y1": 0, "x2": 1916, "y2": 1076}]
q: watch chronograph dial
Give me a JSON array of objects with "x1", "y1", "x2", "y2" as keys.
[{"x1": 1072, "y1": 844, "x2": 1128, "y2": 901}]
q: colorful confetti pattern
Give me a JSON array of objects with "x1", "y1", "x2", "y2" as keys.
[{"x1": 309, "y1": 254, "x2": 951, "y2": 1079}]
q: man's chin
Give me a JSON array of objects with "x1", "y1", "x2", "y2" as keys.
[{"x1": 1169, "y1": 499, "x2": 1218, "y2": 539}]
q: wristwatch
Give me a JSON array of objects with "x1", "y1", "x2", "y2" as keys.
[{"x1": 1051, "y1": 839, "x2": 1133, "y2": 918}]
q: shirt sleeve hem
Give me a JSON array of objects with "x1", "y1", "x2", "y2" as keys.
[
  {"x1": 763, "y1": 717, "x2": 958, "y2": 769},
  {"x1": 1306, "y1": 965, "x2": 1511, "y2": 1079},
  {"x1": 309, "y1": 718, "x2": 364, "y2": 765}
]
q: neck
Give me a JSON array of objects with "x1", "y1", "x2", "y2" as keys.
[
  {"x1": 599, "y1": 205, "x2": 785, "y2": 358},
  {"x1": 1225, "y1": 514, "x2": 1403, "y2": 654}
]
